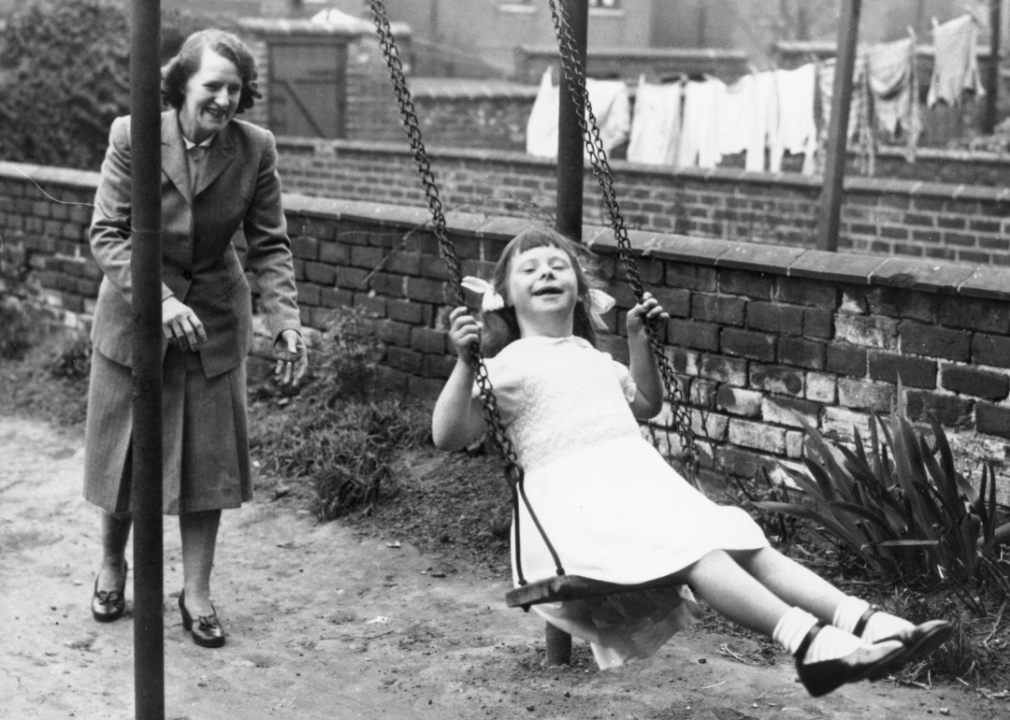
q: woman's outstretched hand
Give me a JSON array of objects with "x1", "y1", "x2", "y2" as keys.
[
  {"x1": 162, "y1": 296, "x2": 207, "y2": 351},
  {"x1": 274, "y1": 329, "x2": 308, "y2": 387},
  {"x1": 626, "y1": 292, "x2": 669, "y2": 338},
  {"x1": 448, "y1": 306, "x2": 482, "y2": 365}
]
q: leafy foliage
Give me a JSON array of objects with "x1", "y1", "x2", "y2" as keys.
[
  {"x1": 249, "y1": 306, "x2": 431, "y2": 521},
  {"x1": 757, "y1": 386, "x2": 1010, "y2": 596}
]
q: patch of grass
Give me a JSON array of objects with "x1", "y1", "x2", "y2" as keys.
[{"x1": 0, "y1": 329, "x2": 92, "y2": 427}]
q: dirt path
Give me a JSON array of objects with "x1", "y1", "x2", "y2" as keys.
[{"x1": 0, "y1": 416, "x2": 1003, "y2": 720}]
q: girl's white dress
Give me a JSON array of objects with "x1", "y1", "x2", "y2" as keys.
[{"x1": 477, "y1": 336, "x2": 769, "y2": 668}]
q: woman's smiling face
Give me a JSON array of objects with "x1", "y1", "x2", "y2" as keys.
[
  {"x1": 506, "y1": 244, "x2": 579, "y2": 330},
  {"x1": 179, "y1": 48, "x2": 242, "y2": 143}
]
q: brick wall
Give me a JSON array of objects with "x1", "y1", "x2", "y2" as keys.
[
  {"x1": 273, "y1": 139, "x2": 1010, "y2": 266},
  {"x1": 3, "y1": 160, "x2": 1010, "y2": 497}
]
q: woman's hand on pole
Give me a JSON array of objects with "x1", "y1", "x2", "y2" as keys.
[
  {"x1": 273, "y1": 329, "x2": 308, "y2": 387},
  {"x1": 162, "y1": 296, "x2": 207, "y2": 351}
]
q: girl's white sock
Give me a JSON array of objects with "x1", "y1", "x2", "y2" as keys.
[
  {"x1": 833, "y1": 596, "x2": 914, "y2": 642},
  {"x1": 774, "y1": 607, "x2": 863, "y2": 663}
]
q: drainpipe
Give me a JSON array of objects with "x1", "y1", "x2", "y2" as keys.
[
  {"x1": 131, "y1": 0, "x2": 165, "y2": 717},
  {"x1": 548, "y1": 0, "x2": 588, "y2": 666},
  {"x1": 817, "y1": 0, "x2": 862, "y2": 251},
  {"x1": 982, "y1": 0, "x2": 1002, "y2": 134}
]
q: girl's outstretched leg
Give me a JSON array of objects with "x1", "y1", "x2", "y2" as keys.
[
  {"x1": 730, "y1": 547, "x2": 952, "y2": 662},
  {"x1": 682, "y1": 550, "x2": 904, "y2": 697}
]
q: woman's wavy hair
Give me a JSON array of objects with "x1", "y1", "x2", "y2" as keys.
[
  {"x1": 161, "y1": 30, "x2": 261, "y2": 113},
  {"x1": 480, "y1": 227, "x2": 606, "y2": 358}
]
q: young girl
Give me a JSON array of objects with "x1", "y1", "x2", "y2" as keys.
[{"x1": 432, "y1": 227, "x2": 951, "y2": 697}]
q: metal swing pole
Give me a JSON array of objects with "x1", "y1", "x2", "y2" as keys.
[
  {"x1": 547, "y1": 0, "x2": 589, "y2": 667},
  {"x1": 130, "y1": 0, "x2": 165, "y2": 717}
]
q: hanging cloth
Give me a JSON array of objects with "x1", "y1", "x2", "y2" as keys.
[
  {"x1": 677, "y1": 77, "x2": 725, "y2": 170},
  {"x1": 865, "y1": 34, "x2": 921, "y2": 158},
  {"x1": 525, "y1": 69, "x2": 632, "y2": 157},
  {"x1": 717, "y1": 73, "x2": 755, "y2": 162},
  {"x1": 816, "y1": 56, "x2": 873, "y2": 173},
  {"x1": 928, "y1": 13, "x2": 985, "y2": 107},
  {"x1": 626, "y1": 76, "x2": 682, "y2": 166},
  {"x1": 771, "y1": 63, "x2": 818, "y2": 174}
]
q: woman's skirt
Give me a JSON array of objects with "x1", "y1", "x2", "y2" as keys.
[{"x1": 83, "y1": 346, "x2": 252, "y2": 515}]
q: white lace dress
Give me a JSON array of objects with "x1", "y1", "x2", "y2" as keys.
[{"x1": 477, "y1": 335, "x2": 769, "y2": 668}]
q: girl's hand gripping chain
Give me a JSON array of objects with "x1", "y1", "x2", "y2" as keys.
[
  {"x1": 432, "y1": 307, "x2": 488, "y2": 450},
  {"x1": 625, "y1": 292, "x2": 670, "y2": 420},
  {"x1": 447, "y1": 306, "x2": 483, "y2": 366}
]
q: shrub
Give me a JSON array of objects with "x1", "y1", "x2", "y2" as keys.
[{"x1": 757, "y1": 386, "x2": 1010, "y2": 596}]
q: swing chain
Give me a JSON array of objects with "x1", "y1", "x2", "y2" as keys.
[{"x1": 547, "y1": 0, "x2": 699, "y2": 478}]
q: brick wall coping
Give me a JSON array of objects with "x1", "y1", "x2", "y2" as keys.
[
  {"x1": 408, "y1": 78, "x2": 538, "y2": 100},
  {"x1": 284, "y1": 192, "x2": 1010, "y2": 303},
  {"x1": 518, "y1": 45, "x2": 750, "y2": 61},
  {"x1": 0, "y1": 161, "x2": 99, "y2": 190},
  {"x1": 273, "y1": 136, "x2": 1010, "y2": 203},
  {"x1": 876, "y1": 144, "x2": 1010, "y2": 166},
  {"x1": 774, "y1": 39, "x2": 995, "y2": 60},
  {"x1": 237, "y1": 17, "x2": 391, "y2": 38}
]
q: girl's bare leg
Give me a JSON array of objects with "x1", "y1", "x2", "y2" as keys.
[{"x1": 728, "y1": 547, "x2": 848, "y2": 624}]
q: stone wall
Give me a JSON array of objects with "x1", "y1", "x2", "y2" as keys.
[{"x1": 3, "y1": 160, "x2": 1010, "y2": 494}]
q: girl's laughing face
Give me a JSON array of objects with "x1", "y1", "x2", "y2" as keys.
[{"x1": 507, "y1": 245, "x2": 579, "y2": 330}]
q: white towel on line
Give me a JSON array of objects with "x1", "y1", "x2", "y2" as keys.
[{"x1": 626, "y1": 77, "x2": 682, "y2": 166}]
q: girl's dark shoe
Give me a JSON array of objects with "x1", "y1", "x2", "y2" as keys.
[
  {"x1": 853, "y1": 607, "x2": 953, "y2": 667},
  {"x1": 178, "y1": 591, "x2": 225, "y2": 648},
  {"x1": 92, "y1": 561, "x2": 128, "y2": 622},
  {"x1": 794, "y1": 623, "x2": 906, "y2": 697}
]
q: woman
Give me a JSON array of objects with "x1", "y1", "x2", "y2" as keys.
[{"x1": 85, "y1": 29, "x2": 307, "y2": 648}]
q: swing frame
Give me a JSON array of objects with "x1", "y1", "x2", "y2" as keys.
[{"x1": 367, "y1": 0, "x2": 699, "y2": 611}]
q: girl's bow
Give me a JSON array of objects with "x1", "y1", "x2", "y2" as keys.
[
  {"x1": 587, "y1": 288, "x2": 616, "y2": 330},
  {"x1": 461, "y1": 276, "x2": 504, "y2": 312}
]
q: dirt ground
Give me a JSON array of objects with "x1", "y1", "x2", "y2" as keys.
[{"x1": 1, "y1": 416, "x2": 1007, "y2": 720}]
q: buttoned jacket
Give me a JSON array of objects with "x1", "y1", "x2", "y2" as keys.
[{"x1": 89, "y1": 110, "x2": 301, "y2": 378}]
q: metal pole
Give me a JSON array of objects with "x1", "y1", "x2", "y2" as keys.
[
  {"x1": 816, "y1": 0, "x2": 862, "y2": 252},
  {"x1": 983, "y1": 0, "x2": 1002, "y2": 134},
  {"x1": 548, "y1": 0, "x2": 587, "y2": 666},
  {"x1": 130, "y1": 0, "x2": 164, "y2": 718}
]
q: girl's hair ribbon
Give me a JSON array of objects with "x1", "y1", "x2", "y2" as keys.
[
  {"x1": 587, "y1": 288, "x2": 616, "y2": 330},
  {"x1": 461, "y1": 276, "x2": 505, "y2": 312}
]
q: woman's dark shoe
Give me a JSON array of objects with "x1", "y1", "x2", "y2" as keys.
[
  {"x1": 178, "y1": 591, "x2": 225, "y2": 648},
  {"x1": 91, "y1": 561, "x2": 128, "y2": 623},
  {"x1": 854, "y1": 607, "x2": 953, "y2": 668},
  {"x1": 794, "y1": 623, "x2": 906, "y2": 697}
]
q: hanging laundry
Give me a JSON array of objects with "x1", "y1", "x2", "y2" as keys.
[
  {"x1": 677, "y1": 78, "x2": 725, "y2": 170},
  {"x1": 770, "y1": 64, "x2": 817, "y2": 174},
  {"x1": 928, "y1": 14, "x2": 984, "y2": 107},
  {"x1": 626, "y1": 77, "x2": 682, "y2": 166},
  {"x1": 750, "y1": 71, "x2": 782, "y2": 172},
  {"x1": 865, "y1": 35, "x2": 921, "y2": 155},
  {"x1": 717, "y1": 73, "x2": 755, "y2": 160},
  {"x1": 817, "y1": 59, "x2": 864, "y2": 143},
  {"x1": 525, "y1": 68, "x2": 632, "y2": 157}
]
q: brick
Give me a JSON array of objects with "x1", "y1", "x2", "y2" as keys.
[
  {"x1": 973, "y1": 333, "x2": 1010, "y2": 369},
  {"x1": 803, "y1": 308, "x2": 832, "y2": 339},
  {"x1": 821, "y1": 406, "x2": 873, "y2": 444},
  {"x1": 716, "y1": 446, "x2": 777, "y2": 480},
  {"x1": 699, "y1": 353, "x2": 748, "y2": 387},
  {"x1": 904, "y1": 389, "x2": 974, "y2": 427},
  {"x1": 716, "y1": 386, "x2": 763, "y2": 417},
  {"x1": 834, "y1": 314, "x2": 899, "y2": 349},
  {"x1": 750, "y1": 364, "x2": 805, "y2": 396},
  {"x1": 335, "y1": 266, "x2": 369, "y2": 290},
  {"x1": 689, "y1": 378, "x2": 717, "y2": 408},
  {"x1": 826, "y1": 344, "x2": 867, "y2": 377},
  {"x1": 387, "y1": 346, "x2": 423, "y2": 373},
  {"x1": 778, "y1": 338, "x2": 825, "y2": 370},
  {"x1": 304, "y1": 261, "x2": 336, "y2": 286},
  {"x1": 729, "y1": 418, "x2": 787, "y2": 454},
  {"x1": 976, "y1": 403, "x2": 1010, "y2": 439},
  {"x1": 421, "y1": 353, "x2": 455, "y2": 378},
  {"x1": 762, "y1": 395, "x2": 819, "y2": 428},
  {"x1": 669, "y1": 348, "x2": 699, "y2": 376},
  {"x1": 350, "y1": 245, "x2": 386, "y2": 269},
  {"x1": 297, "y1": 284, "x2": 320, "y2": 306},
  {"x1": 721, "y1": 327, "x2": 776, "y2": 361},
  {"x1": 692, "y1": 293, "x2": 745, "y2": 326},
  {"x1": 384, "y1": 250, "x2": 421, "y2": 276},
  {"x1": 720, "y1": 269, "x2": 773, "y2": 299},
  {"x1": 290, "y1": 236, "x2": 319, "y2": 260},
  {"x1": 650, "y1": 287, "x2": 691, "y2": 317},
  {"x1": 938, "y1": 296, "x2": 1010, "y2": 334},
  {"x1": 805, "y1": 372, "x2": 837, "y2": 403},
  {"x1": 405, "y1": 276, "x2": 449, "y2": 304},
  {"x1": 320, "y1": 287, "x2": 353, "y2": 308},
  {"x1": 693, "y1": 410, "x2": 729, "y2": 441},
  {"x1": 388, "y1": 299, "x2": 424, "y2": 324},
  {"x1": 410, "y1": 327, "x2": 447, "y2": 354},
  {"x1": 777, "y1": 277, "x2": 838, "y2": 307},
  {"x1": 867, "y1": 352, "x2": 937, "y2": 389},
  {"x1": 899, "y1": 321, "x2": 970, "y2": 361},
  {"x1": 318, "y1": 241, "x2": 350, "y2": 265},
  {"x1": 353, "y1": 292, "x2": 387, "y2": 317},
  {"x1": 668, "y1": 319, "x2": 720, "y2": 351},
  {"x1": 940, "y1": 364, "x2": 1010, "y2": 400},
  {"x1": 377, "y1": 319, "x2": 411, "y2": 347},
  {"x1": 837, "y1": 378, "x2": 895, "y2": 412},
  {"x1": 746, "y1": 302, "x2": 804, "y2": 336},
  {"x1": 370, "y1": 272, "x2": 405, "y2": 298}
]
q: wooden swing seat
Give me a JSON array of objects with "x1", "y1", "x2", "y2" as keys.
[{"x1": 505, "y1": 574, "x2": 686, "y2": 610}]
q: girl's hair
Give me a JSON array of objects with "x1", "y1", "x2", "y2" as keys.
[
  {"x1": 480, "y1": 227, "x2": 605, "y2": 357},
  {"x1": 161, "y1": 29, "x2": 261, "y2": 114}
]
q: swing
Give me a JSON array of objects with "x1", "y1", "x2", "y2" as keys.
[{"x1": 367, "y1": 0, "x2": 699, "y2": 612}]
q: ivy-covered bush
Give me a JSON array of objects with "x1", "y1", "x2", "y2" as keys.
[{"x1": 0, "y1": 0, "x2": 237, "y2": 171}]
